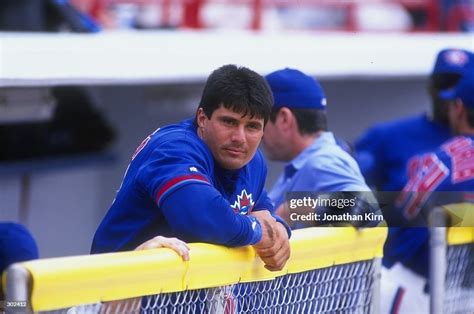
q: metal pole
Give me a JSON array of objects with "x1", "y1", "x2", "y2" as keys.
[
  {"x1": 4, "y1": 263, "x2": 32, "y2": 313},
  {"x1": 430, "y1": 207, "x2": 446, "y2": 314}
]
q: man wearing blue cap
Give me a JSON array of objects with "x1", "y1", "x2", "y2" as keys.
[
  {"x1": 355, "y1": 48, "x2": 473, "y2": 192},
  {"x1": 0, "y1": 223, "x2": 38, "y2": 274},
  {"x1": 353, "y1": 48, "x2": 472, "y2": 314},
  {"x1": 381, "y1": 72, "x2": 474, "y2": 314},
  {"x1": 0, "y1": 222, "x2": 39, "y2": 299},
  {"x1": 263, "y1": 68, "x2": 380, "y2": 228}
]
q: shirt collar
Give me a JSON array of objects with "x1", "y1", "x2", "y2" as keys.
[{"x1": 283, "y1": 132, "x2": 335, "y2": 179}]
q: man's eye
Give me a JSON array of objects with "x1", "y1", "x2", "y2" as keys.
[
  {"x1": 223, "y1": 119, "x2": 236, "y2": 126},
  {"x1": 248, "y1": 124, "x2": 262, "y2": 131}
]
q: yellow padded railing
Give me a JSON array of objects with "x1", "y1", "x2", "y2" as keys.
[
  {"x1": 443, "y1": 203, "x2": 474, "y2": 245},
  {"x1": 447, "y1": 227, "x2": 474, "y2": 245},
  {"x1": 10, "y1": 227, "x2": 387, "y2": 312}
]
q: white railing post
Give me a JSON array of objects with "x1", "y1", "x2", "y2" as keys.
[
  {"x1": 4, "y1": 263, "x2": 32, "y2": 313},
  {"x1": 430, "y1": 207, "x2": 446, "y2": 314}
]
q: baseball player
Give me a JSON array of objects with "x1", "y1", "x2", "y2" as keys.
[
  {"x1": 91, "y1": 65, "x2": 291, "y2": 272},
  {"x1": 355, "y1": 48, "x2": 473, "y2": 192},
  {"x1": 0, "y1": 222, "x2": 38, "y2": 299},
  {"x1": 382, "y1": 71, "x2": 474, "y2": 314},
  {"x1": 0, "y1": 222, "x2": 38, "y2": 274}
]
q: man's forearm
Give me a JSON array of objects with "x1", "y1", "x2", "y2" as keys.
[{"x1": 161, "y1": 183, "x2": 263, "y2": 246}]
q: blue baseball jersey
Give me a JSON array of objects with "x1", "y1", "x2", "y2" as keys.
[
  {"x1": 398, "y1": 135, "x2": 474, "y2": 215},
  {"x1": 91, "y1": 118, "x2": 281, "y2": 253},
  {"x1": 384, "y1": 135, "x2": 474, "y2": 278},
  {"x1": 355, "y1": 114, "x2": 451, "y2": 191}
]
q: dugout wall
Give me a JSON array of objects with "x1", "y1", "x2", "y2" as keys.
[
  {"x1": 4, "y1": 227, "x2": 386, "y2": 313},
  {"x1": 4, "y1": 228, "x2": 473, "y2": 313}
]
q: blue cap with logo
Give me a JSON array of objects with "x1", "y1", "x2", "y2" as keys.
[
  {"x1": 432, "y1": 48, "x2": 473, "y2": 75},
  {"x1": 265, "y1": 68, "x2": 327, "y2": 109},
  {"x1": 440, "y1": 72, "x2": 474, "y2": 109}
]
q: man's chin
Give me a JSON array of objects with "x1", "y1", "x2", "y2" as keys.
[{"x1": 218, "y1": 158, "x2": 246, "y2": 170}]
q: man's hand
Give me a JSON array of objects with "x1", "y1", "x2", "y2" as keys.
[
  {"x1": 251, "y1": 211, "x2": 291, "y2": 271},
  {"x1": 135, "y1": 236, "x2": 190, "y2": 261}
]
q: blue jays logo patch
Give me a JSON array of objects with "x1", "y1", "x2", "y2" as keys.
[
  {"x1": 230, "y1": 189, "x2": 255, "y2": 215},
  {"x1": 444, "y1": 50, "x2": 469, "y2": 66}
]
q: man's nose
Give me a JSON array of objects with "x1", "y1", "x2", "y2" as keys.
[{"x1": 231, "y1": 126, "x2": 246, "y2": 143}]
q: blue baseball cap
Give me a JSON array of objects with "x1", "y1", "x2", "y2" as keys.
[
  {"x1": 440, "y1": 72, "x2": 474, "y2": 109},
  {"x1": 432, "y1": 48, "x2": 473, "y2": 75},
  {"x1": 265, "y1": 68, "x2": 327, "y2": 109}
]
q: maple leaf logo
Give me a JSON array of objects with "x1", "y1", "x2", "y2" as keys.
[{"x1": 230, "y1": 189, "x2": 255, "y2": 215}]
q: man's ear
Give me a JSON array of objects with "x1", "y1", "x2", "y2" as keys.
[
  {"x1": 277, "y1": 107, "x2": 295, "y2": 130},
  {"x1": 196, "y1": 108, "x2": 207, "y2": 128}
]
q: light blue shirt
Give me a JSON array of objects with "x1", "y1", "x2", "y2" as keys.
[{"x1": 268, "y1": 132, "x2": 371, "y2": 208}]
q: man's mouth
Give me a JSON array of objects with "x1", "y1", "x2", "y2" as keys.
[{"x1": 224, "y1": 147, "x2": 245, "y2": 156}]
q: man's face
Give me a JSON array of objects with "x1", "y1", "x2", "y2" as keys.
[
  {"x1": 263, "y1": 109, "x2": 292, "y2": 162},
  {"x1": 430, "y1": 91, "x2": 450, "y2": 126},
  {"x1": 197, "y1": 106, "x2": 264, "y2": 170},
  {"x1": 429, "y1": 73, "x2": 462, "y2": 126},
  {"x1": 447, "y1": 99, "x2": 463, "y2": 135},
  {"x1": 263, "y1": 119, "x2": 284, "y2": 161}
]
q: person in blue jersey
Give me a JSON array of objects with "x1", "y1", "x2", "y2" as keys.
[
  {"x1": 0, "y1": 223, "x2": 38, "y2": 274},
  {"x1": 262, "y1": 68, "x2": 380, "y2": 228},
  {"x1": 92, "y1": 65, "x2": 291, "y2": 272},
  {"x1": 0, "y1": 222, "x2": 39, "y2": 299},
  {"x1": 355, "y1": 48, "x2": 473, "y2": 192},
  {"x1": 381, "y1": 72, "x2": 474, "y2": 314}
]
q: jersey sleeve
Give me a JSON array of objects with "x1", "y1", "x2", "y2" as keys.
[
  {"x1": 160, "y1": 182, "x2": 263, "y2": 246},
  {"x1": 396, "y1": 152, "x2": 449, "y2": 221},
  {"x1": 136, "y1": 137, "x2": 213, "y2": 206},
  {"x1": 137, "y1": 136, "x2": 264, "y2": 246}
]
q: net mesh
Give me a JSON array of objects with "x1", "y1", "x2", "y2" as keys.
[
  {"x1": 444, "y1": 243, "x2": 474, "y2": 314},
  {"x1": 46, "y1": 259, "x2": 379, "y2": 314}
]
